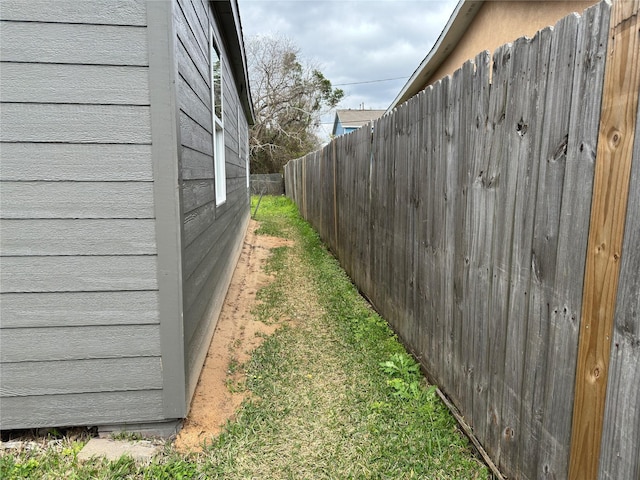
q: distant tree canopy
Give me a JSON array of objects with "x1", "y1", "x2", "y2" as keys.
[{"x1": 247, "y1": 35, "x2": 344, "y2": 174}]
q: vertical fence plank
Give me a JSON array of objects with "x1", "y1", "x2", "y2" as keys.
[
  {"x1": 569, "y1": 0, "x2": 640, "y2": 478},
  {"x1": 407, "y1": 93, "x2": 424, "y2": 356},
  {"x1": 599, "y1": 97, "x2": 640, "y2": 480},
  {"x1": 466, "y1": 49, "x2": 491, "y2": 451},
  {"x1": 444, "y1": 66, "x2": 462, "y2": 407},
  {"x1": 513, "y1": 23, "x2": 553, "y2": 480},
  {"x1": 453, "y1": 58, "x2": 476, "y2": 423},
  {"x1": 432, "y1": 76, "x2": 449, "y2": 387},
  {"x1": 402, "y1": 96, "x2": 418, "y2": 346},
  {"x1": 483, "y1": 42, "x2": 515, "y2": 467},
  {"x1": 415, "y1": 86, "x2": 437, "y2": 378},
  {"x1": 391, "y1": 102, "x2": 407, "y2": 337},
  {"x1": 497, "y1": 30, "x2": 547, "y2": 474},
  {"x1": 533, "y1": 4, "x2": 611, "y2": 478}
]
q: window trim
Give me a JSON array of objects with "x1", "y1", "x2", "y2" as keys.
[
  {"x1": 239, "y1": 104, "x2": 250, "y2": 190},
  {"x1": 210, "y1": 26, "x2": 226, "y2": 206}
]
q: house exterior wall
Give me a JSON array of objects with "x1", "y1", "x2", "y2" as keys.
[
  {"x1": 173, "y1": 0, "x2": 250, "y2": 401},
  {"x1": 0, "y1": 0, "x2": 251, "y2": 430},
  {"x1": 0, "y1": 0, "x2": 166, "y2": 428},
  {"x1": 426, "y1": 0, "x2": 596, "y2": 87}
]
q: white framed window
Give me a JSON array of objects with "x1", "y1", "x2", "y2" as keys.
[
  {"x1": 210, "y1": 27, "x2": 225, "y2": 206},
  {"x1": 239, "y1": 104, "x2": 250, "y2": 190}
]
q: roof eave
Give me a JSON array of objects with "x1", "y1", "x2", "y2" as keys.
[
  {"x1": 211, "y1": 0, "x2": 256, "y2": 124},
  {"x1": 386, "y1": 0, "x2": 484, "y2": 113}
]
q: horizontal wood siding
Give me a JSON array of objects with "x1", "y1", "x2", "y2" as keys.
[
  {"x1": 1, "y1": 256, "x2": 158, "y2": 293},
  {"x1": 1, "y1": 358, "x2": 163, "y2": 397},
  {"x1": 1, "y1": 63, "x2": 149, "y2": 105},
  {"x1": 1, "y1": 326, "x2": 161, "y2": 363},
  {"x1": 0, "y1": 219, "x2": 157, "y2": 256},
  {"x1": 0, "y1": 0, "x2": 147, "y2": 25},
  {"x1": 0, "y1": 22, "x2": 148, "y2": 65},
  {"x1": 0, "y1": 144, "x2": 153, "y2": 181},
  {"x1": 1, "y1": 104, "x2": 151, "y2": 144},
  {"x1": 1, "y1": 182, "x2": 155, "y2": 219},
  {"x1": 0, "y1": 292, "x2": 159, "y2": 328},
  {"x1": 0, "y1": 391, "x2": 165, "y2": 429},
  {"x1": 175, "y1": 0, "x2": 250, "y2": 402},
  {"x1": 0, "y1": 0, "x2": 163, "y2": 430}
]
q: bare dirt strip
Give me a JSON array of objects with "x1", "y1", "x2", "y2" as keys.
[{"x1": 174, "y1": 220, "x2": 292, "y2": 452}]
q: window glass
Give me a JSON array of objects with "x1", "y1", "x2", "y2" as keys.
[
  {"x1": 211, "y1": 46, "x2": 222, "y2": 122},
  {"x1": 210, "y1": 29, "x2": 225, "y2": 205}
]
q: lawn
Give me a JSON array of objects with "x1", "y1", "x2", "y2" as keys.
[{"x1": 0, "y1": 196, "x2": 489, "y2": 479}]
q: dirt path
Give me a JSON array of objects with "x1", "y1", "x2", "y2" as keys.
[{"x1": 174, "y1": 220, "x2": 292, "y2": 452}]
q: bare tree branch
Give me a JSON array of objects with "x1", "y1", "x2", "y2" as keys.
[{"x1": 247, "y1": 35, "x2": 344, "y2": 174}]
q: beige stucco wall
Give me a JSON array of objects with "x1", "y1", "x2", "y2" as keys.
[{"x1": 426, "y1": 0, "x2": 597, "y2": 86}]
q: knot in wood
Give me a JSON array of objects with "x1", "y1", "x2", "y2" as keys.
[{"x1": 608, "y1": 127, "x2": 622, "y2": 149}]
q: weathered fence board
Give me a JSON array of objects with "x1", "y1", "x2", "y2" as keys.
[
  {"x1": 482, "y1": 42, "x2": 514, "y2": 467},
  {"x1": 466, "y1": 50, "x2": 492, "y2": 450},
  {"x1": 284, "y1": 2, "x2": 639, "y2": 478}
]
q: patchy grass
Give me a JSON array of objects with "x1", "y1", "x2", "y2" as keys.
[
  {"x1": 0, "y1": 195, "x2": 489, "y2": 479},
  {"x1": 206, "y1": 195, "x2": 489, "y2": 479}
]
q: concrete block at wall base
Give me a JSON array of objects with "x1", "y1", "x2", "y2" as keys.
[
  {"x1": 97, "y1": 419, "x2": 182, "y2": 439},
  {"x1": 78, "y1": 438, "x2": 162, "y2": 463}
]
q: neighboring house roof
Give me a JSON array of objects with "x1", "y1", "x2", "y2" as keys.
[
  {"x1": 388, "y1": 0, "x2": 596, "y2": 112},
  {"x1": 332, "y1": 109, "x2": 386, "y2": 135},
  {"x1": 388, "y1": 0, "x2": 483, "y2": 112}
]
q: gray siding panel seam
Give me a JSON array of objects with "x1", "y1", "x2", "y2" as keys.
[
  {"x1": 0, "y1": 290, "x2": 159, "y2": 295},
  {"x1": 0, "y1": 61, "x2": 148, "y2": 68},
  {"x1": 0, "y1": 21, "x2": 148, "y2": 27},
  {"x1": 2, "y1": 102, "x2": 151, "y2": 107}
]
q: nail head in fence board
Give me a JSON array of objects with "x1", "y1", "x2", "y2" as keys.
[{"x1": 569, "y1": 0, "x2": 640, "y2": 478}]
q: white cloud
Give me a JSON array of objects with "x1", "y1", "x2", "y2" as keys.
[{"x1": 238, "y1": 0, "x2": 458, "y2": 133}]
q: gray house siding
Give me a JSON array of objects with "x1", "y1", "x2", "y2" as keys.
[
  {"x1": 0, "y1": 0, "x2": 163, "y2": 428},
  {"x1": 174, "y1": 0, "x2": 250, "y2": 399},
  {"x1": 0, "y1": 0, "x2": 252, "y2": 432}
]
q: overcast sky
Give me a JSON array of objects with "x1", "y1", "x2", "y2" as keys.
[{"x1": 237, "y1": 0, "x2": 458, "y2": 137}]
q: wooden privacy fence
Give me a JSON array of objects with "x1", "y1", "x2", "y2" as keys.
[{"x1": 284, "y1": 2, "x2": 639, "y2": 479}]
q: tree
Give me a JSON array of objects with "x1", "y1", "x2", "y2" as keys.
[{"x1": 247, "y1": 35, "x2": 344, "y2": 174}]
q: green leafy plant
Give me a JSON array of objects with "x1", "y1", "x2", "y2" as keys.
[{"x1": 380, "y1": 353, "x2": 425, "y2": 400}]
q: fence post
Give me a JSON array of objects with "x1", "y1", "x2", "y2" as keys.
[{"x1": 568, "y1": 0, "x2": 640, "y2": 478}]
